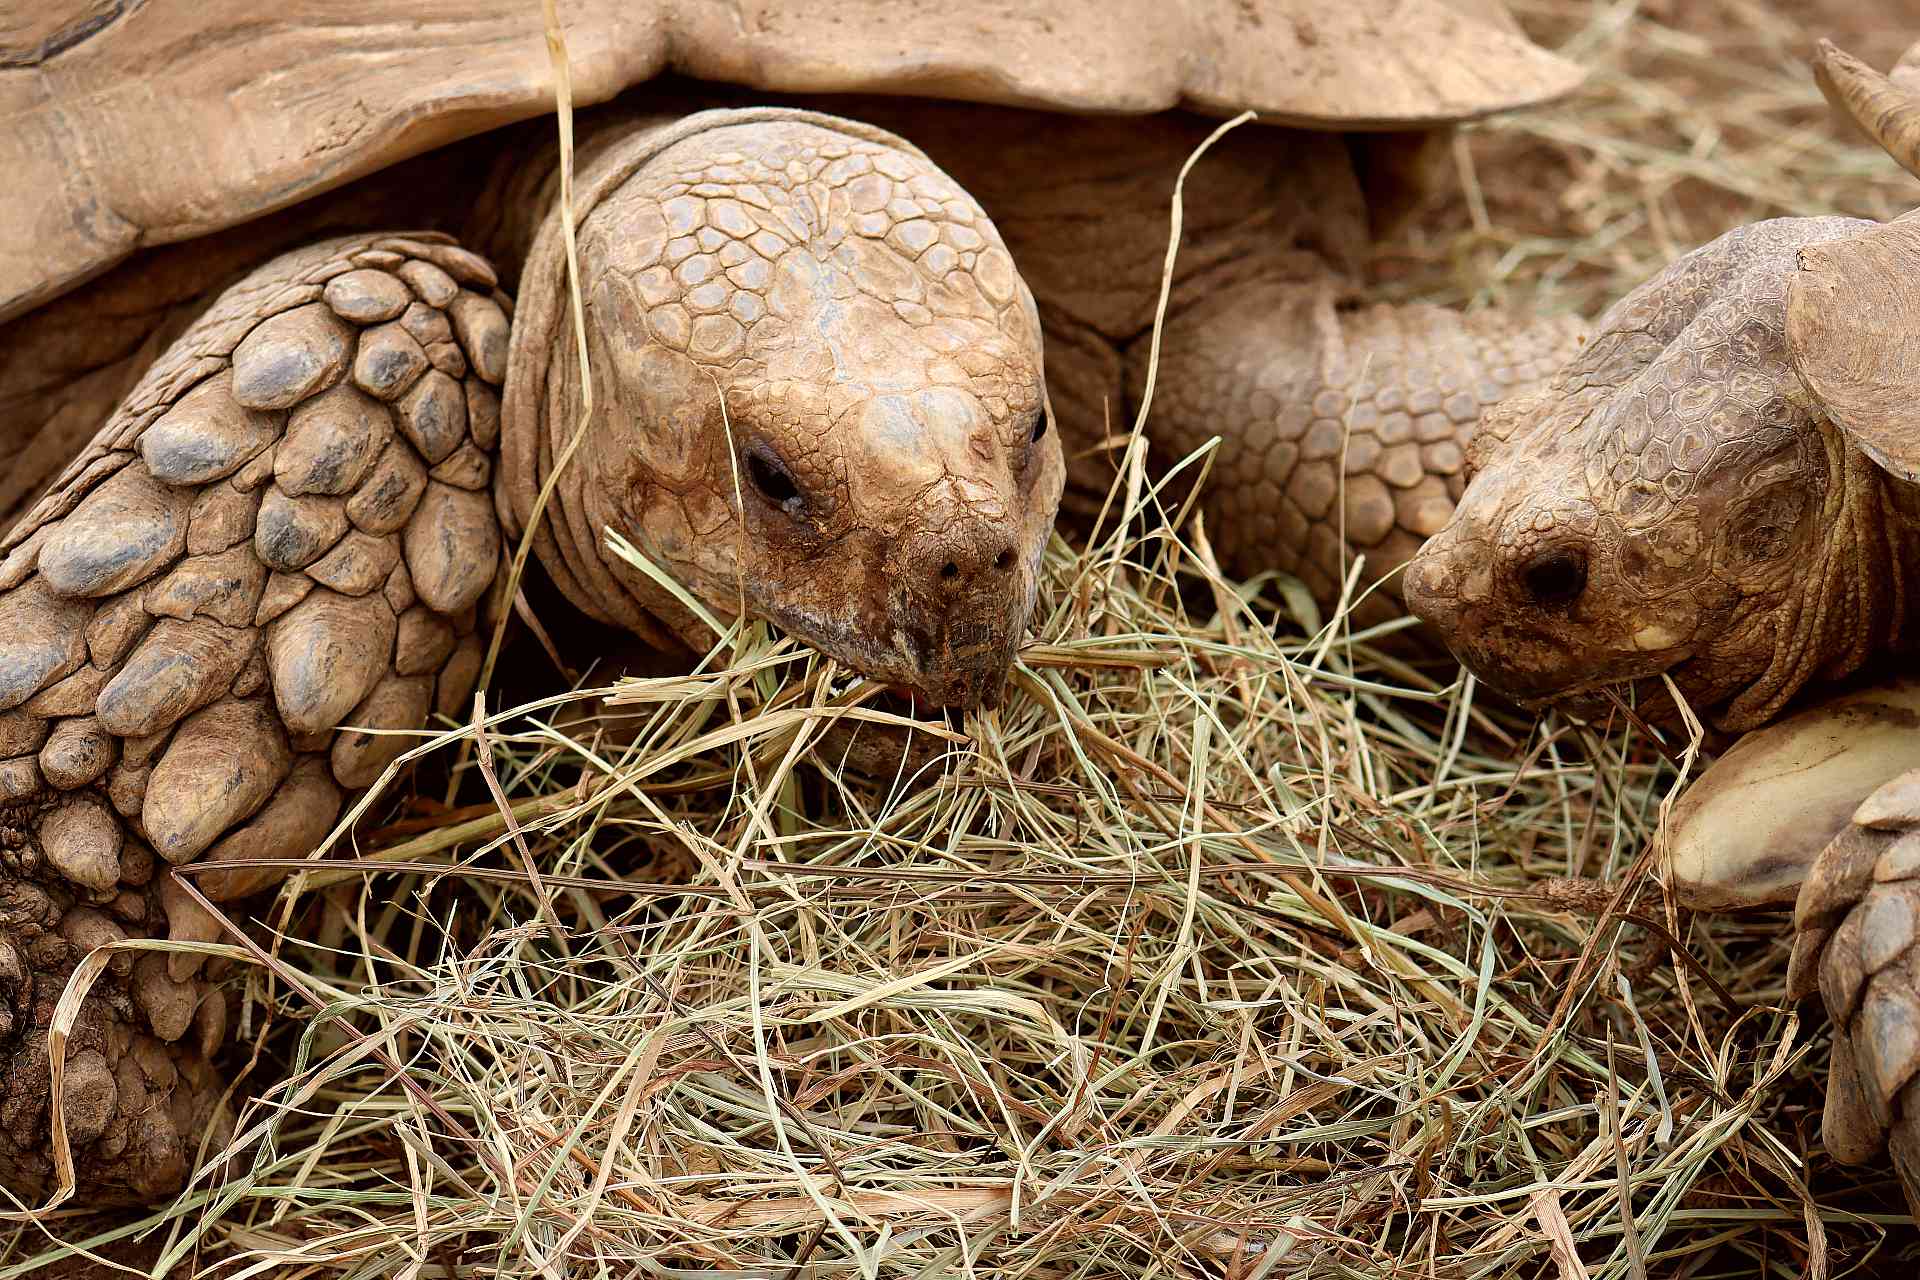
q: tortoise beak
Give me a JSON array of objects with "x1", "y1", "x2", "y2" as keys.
[
  {"x1": 1404, "y1": 530, "x2": 1492, "y2": 659},
  {"x1": 1403, "y1": 551, "x2": 1461, "y2": 640},
  {"x1": 888, "y1": 498, "x2": 1031, "y2": 710},
  {"x1": 904, "y1": 618, "x2": 1018, "y2": 710},
  {"x1": 1407, "y1": 538, "x2": 1578, "y2": 703}
]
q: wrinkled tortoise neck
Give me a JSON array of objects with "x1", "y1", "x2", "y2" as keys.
[
  {"x1": 488, "y1": 109, "x2": 778, "y2": 655},
  {"x1": 1823, "y1": 430, "x2": 1920, "y2": 683},
  {"x1": 1739, "y1": 428, "x2": 1920, "y2": 728},
  {"x1": 1871, "y1": 440, "x2": 1920, "y2": 660}
]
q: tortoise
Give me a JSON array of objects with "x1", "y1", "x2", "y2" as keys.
[
  {"x1": 1404, "y1": 37, "x2": 1920, "y2": 1217},
  {"x1": 0, "y1": 1, "x2": 1582, "y2": 1203}
]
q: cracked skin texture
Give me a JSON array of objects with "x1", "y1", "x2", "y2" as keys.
[
  {"x1": 0, "y1": 861, "x2": 229, "y2": 1205},
  {"x1": 1, "y1": 0, "x2": 1591, "y2": 632},
  {"x1": 2, "y1": 99, "x2": 1593, "y2": 636},
  {"x1": 1130, "y1": 284, "x2": 1584, "y2": 618},
  {"x1": 1406, "y1": 215, "x2": 1912, "y2": 733},
  {"x1": 0, "y1": 229, "x2": 508, "y2": 1203}
]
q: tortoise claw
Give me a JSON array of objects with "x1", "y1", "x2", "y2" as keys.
[
  {"x1": 1787, "y1": 923, "x2": 1830, "y2": 1002},
  {"x1": 1857, "y1": 771, "x2": 1920, "y2": 830},
  {"x1": 1894, "y1": 1084, "x2": 1920, "y2": 1221},
  {"x1": 1824, "y1": 1033, "x2": 1887, "y2": 1166},
  {"x1": 1665, "y1": 689, "x2": 1920, "y2": 911},
  {"x1": 1796, "y1": 823, "x2": 1893, "y2": 933}
]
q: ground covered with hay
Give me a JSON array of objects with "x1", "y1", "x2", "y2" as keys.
[{"x1": 13, "y1": 2, "x2": 1920, "y2": 1277}]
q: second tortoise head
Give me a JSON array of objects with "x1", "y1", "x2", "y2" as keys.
[{"x1": 1407, "y1": 214, "x2": 1920, "y2": 730}]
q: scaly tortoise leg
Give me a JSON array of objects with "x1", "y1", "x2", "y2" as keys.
[
  {"x1": 1124, "y1": 281, "x2": 1587, "y2": 625},
  {"x1": 0, "y1": 232, "x2": 507, "y2": 1201},
  {"x1": 1786, "y1": 768, "x2": 1920, "y2": 1217}
]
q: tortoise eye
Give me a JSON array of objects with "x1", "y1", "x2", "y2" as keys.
[
  {"x1": 745, "y1": 449, "x2": 801, "y2": 510},
  {"x1": 1519, "y1": 548, "x2": 1587, "y2": 607},
  {"x1": 1030, "y1": 412, "x2": 1048, "y2": 443}
]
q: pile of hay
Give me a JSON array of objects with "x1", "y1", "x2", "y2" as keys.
[{"x1": 15, "y1": 2, "x2": 1920, "y2": 1276}]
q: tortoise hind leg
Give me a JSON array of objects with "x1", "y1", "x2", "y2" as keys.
[
  {"x1": 0, "y1": 231, "x2": 508, "y2": 1203},
  {"x1": 1123, "y1": 280, "x2": 1586, "y2": 627}
]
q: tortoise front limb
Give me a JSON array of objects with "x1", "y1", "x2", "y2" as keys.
[
  {"x1": 0, "y1": 232, "x2": 509, "y2": 1201},
  {"x1": 1788, "y1": 767, "x2": 1920, "y2": 1218}
]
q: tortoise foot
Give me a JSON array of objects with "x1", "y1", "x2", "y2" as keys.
[
  {"x1": 1791, "y1": 765, "x2": 1920, "y2": 1217},
  {"x1": 0, "y1": 862, "x2": 231, "y2": 1204}
]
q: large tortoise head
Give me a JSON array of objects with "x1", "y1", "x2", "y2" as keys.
[{"x1": 503, "y1": 112, "x2": 1062, "y2": 707}]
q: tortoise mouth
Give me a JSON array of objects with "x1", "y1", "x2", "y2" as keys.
[
  {"x1": 901, "y1": 652, "x2": 1014, "y2": 711},
  {"x1": 815, "y1": 685, "x2": 969, "y2": 781},
  {"x1": 1449, "y1": 639, "x2": 1696, "y2": 723},
  {"x1": 1495, "y1": 661, "x2": 1701, "y2": 729},
  {"x1": 747, "y1": 596, "x2": 1022, "y2": 713},
  {"x1": 881, "y1": 684, "x2": 967, "y2": 721}
]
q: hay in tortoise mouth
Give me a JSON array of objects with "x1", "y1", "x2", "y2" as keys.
[{"x1": 16, "y1": 0, "x2": 1920, "y2": 1275}]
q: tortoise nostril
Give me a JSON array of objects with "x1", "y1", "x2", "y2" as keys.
[
  {"x1": 1519, "y1": 547, "x2": 1587, "y2": 607},
  {"x1": 924, "y1": 535, "x2": 1018, "y2": 591}
]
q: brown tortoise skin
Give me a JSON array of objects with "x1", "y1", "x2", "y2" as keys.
[
  {"x1": 3, "y1": 102, "x2": 1592, "y2": 635},
  {"x1": 1407, "y1": 215, "x2": 1911, "y2": 730}
]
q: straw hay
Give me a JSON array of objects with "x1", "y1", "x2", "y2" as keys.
[{"x1": 16, "y1": 2, "x2": 1920, "y2": 1276}]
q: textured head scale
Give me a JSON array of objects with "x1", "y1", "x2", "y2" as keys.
[
  {"x1": 1408, "y1": 214, "x2": 1919, "y2": 730},
  {"x1": 502, "y1": 109, "x2": 1063, "y2": 708}
]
